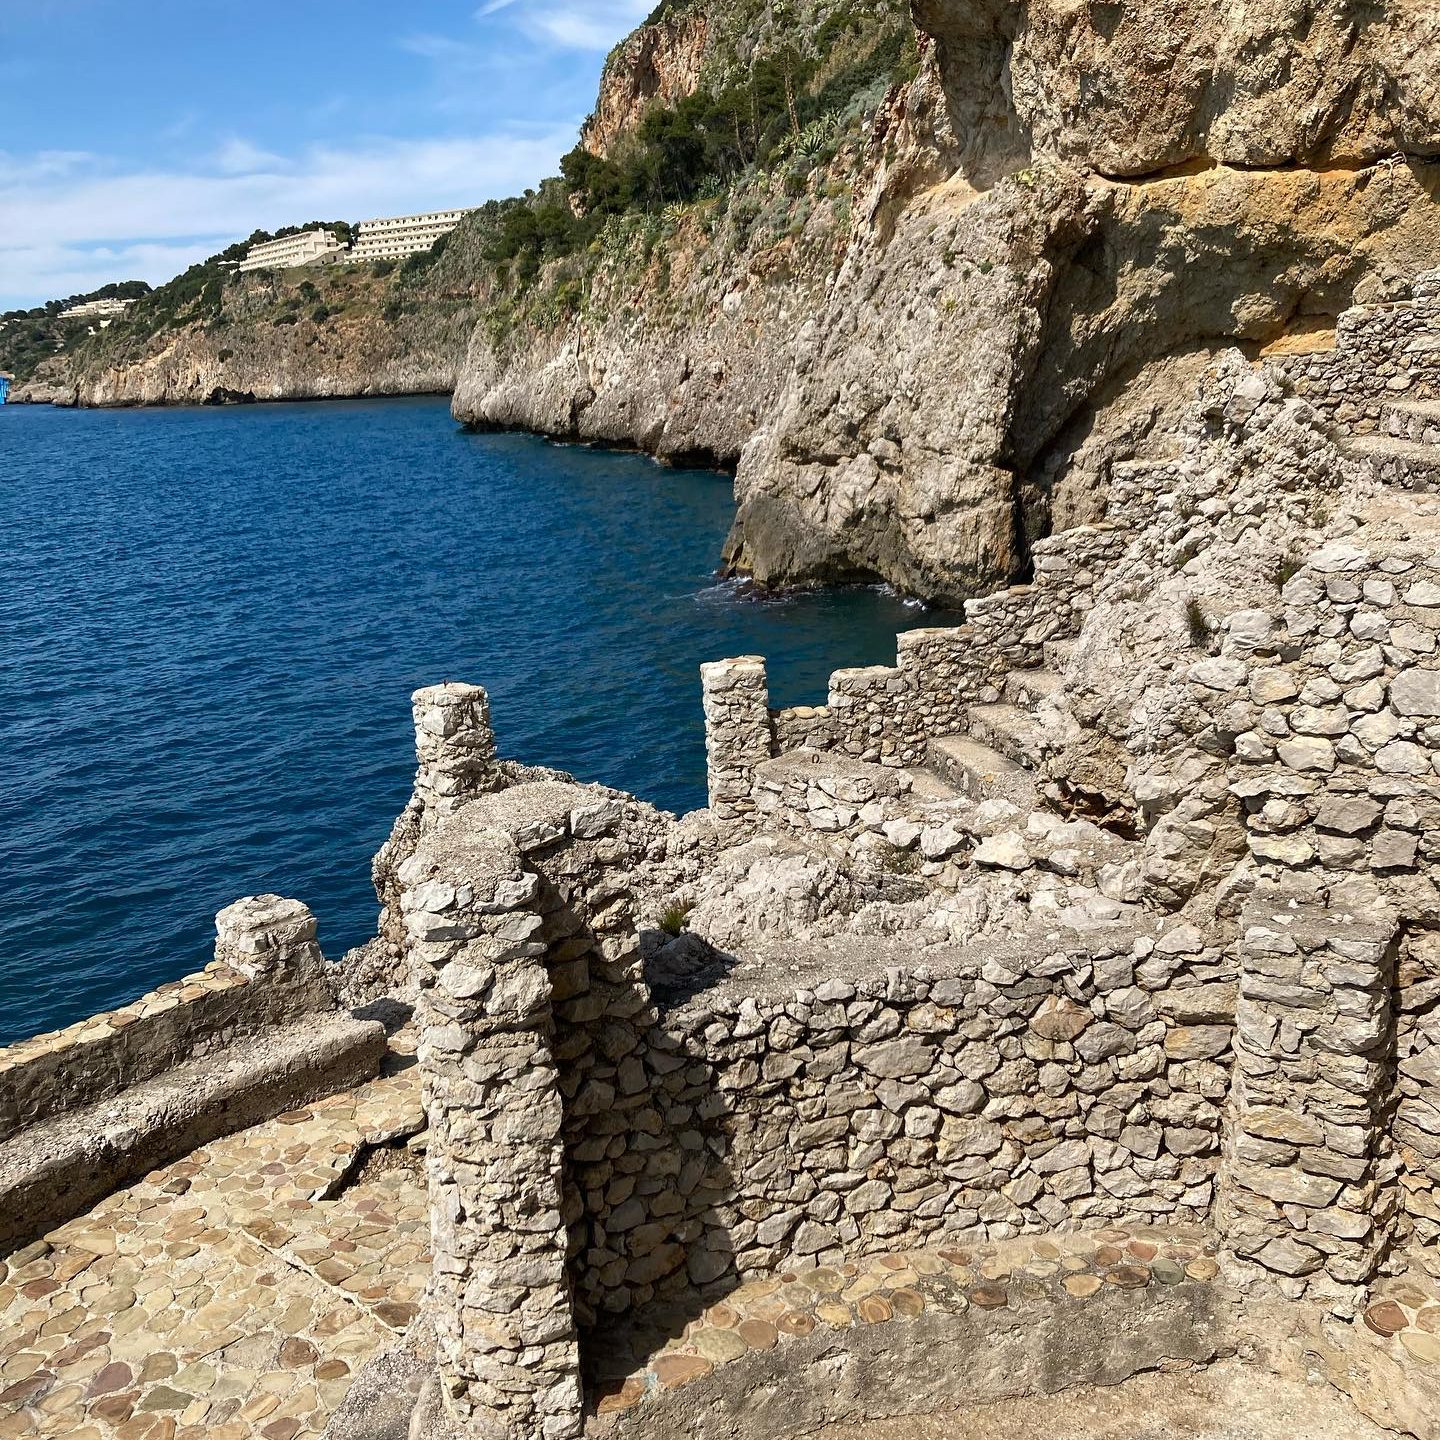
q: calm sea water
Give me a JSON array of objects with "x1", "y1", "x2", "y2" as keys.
[{"x1": 0, "y1": 397, "x2": 946, "y2": 1044}]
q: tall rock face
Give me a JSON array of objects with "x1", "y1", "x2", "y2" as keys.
[
  {"x1": 581, "y1": 10, "x2": 711, "y2": 158},
  {"x1": 453, "y1": 0, "x2": 1440, "y2": 603},
  {"x1": 916, "y1": 0, "x2": 1440, "y2": 177},
  {"x1": 721, "y1": 1, "x2": 1440, "y2": 602}
]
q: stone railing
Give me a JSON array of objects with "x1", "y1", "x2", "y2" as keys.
[{"x1": 0, "y1": 895, "x2": 335, "y2": 1143}]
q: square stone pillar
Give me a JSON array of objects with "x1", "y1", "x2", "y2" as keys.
[
  {"x1": 403, "y1": 824, "x2": 582, "y2": 1440},
  {"x1": 1217, "y1": 896, "x2": 1399, "y2": 1305},
  {"x1": 413, "y1": 682, "x2": 501, "y2": 820},
  {"x1": 701, "y1": 656, "x2": 772, "y2": 820},
  {"x1": 214, "y1": 895, "x2": 327, "y2": 983}
]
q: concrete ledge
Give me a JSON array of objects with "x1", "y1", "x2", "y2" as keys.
[
  {"x1": 0, "y1": 964, "x2": 336, "y2": 1142},
  {"x1": 0, "y1": 1010, "x2": 385, "y2": 1254}
]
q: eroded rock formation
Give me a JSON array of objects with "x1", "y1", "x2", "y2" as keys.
[{"x1": 452, "y1": 0, "x2": 1440, "y2": 603}]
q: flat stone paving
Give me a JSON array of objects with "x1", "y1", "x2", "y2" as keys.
[
  {"x1": 589, "y1": 1225, "x2": 1224, "y2": 1421},
  {"x1": 0, "y1": 1039, "x2": 427, "y2": 1440},
  {"x1": 1361, "y1": 1270, "x2": 1440, "y2": 1362}
]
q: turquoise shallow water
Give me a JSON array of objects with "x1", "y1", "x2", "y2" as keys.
[{"x1": 0, "y1": 396, "x2": 947, "y2": 1044}]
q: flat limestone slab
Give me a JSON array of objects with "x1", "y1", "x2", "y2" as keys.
[
  {"x1": 0, "y1": 1010, "x2": 386, "y2": 1253},
  {"x1": 925, "y1": 734, "x2": 1036, "y2": 807},
  {"x1": 589, "y1": 1227, "x2": 1236, "y2": 1440}
]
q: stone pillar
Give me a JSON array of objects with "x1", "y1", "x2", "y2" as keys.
[
  {"x1": 403, "y1": 823, "x2": 582, "y2": 1440},
  {"x1": 413, "y1": 682, "x2": 501, "y2": 820},
  {"x1": 701, "y1": 656, "x2": 771, "y2": 820},
  {"x1": 1217, "y1": 895, "x2": 1399, "y2": 1305},
  {"x1": 214, "y1": 895, "x2": 326, "y2": 982}
]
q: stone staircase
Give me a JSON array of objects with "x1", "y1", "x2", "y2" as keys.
[
  {"x1": 1280, "y1": 270, "x2": 1440, "y2": 492},
  {"x1": 920, "y1": 663, "x2": 1066, "y2": 815}
]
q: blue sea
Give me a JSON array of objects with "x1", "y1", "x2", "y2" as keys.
[{"x1": 0, "y1": 397, "x2": 946, "y2": 1044}]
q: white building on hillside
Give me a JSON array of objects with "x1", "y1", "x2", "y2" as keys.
[
  {"x1": 59, "y1": 297, "x2": 135, "y2": 322},
  {"x1": 344, "y1": 209, "x2": 472, "y2": 265},
  {"x1": 239, "y1": 228, "x2": 346, "y2": 273}
]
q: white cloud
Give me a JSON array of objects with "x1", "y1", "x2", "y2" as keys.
[
  {"x1": 0, "y1": 129, "x2": 576, "y2": 309},
  {"x1": 214, "y1": 138, "x2": 289, "y2": 176},
  {"x1": 476, "y1": 1, "x2": 652, "y2": 51}
]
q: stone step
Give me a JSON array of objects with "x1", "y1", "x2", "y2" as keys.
[
  {"x1": 1343, "y1": 433, "x2": 1440, "y2": 492},
  {"x1": 965, "y1": 702, "x2": 1049, "y2": 770},
  {"x1": 1381, "y1": 398, "x2": 1440, "y2": 445},
  {"x1": 1003, "y1": 666, "x2": 1063, "y2": 709},
  {"x1": 0, "y1": 1010, "x2": 386, "y2": 1253},
  {"x1": 1042, "y1": 637, "x2": 1078, "y2": 673},
  {"x1": 924, "y1": 734, "x2": 1037, "y2": 808}
]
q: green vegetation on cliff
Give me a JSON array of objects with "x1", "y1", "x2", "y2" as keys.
[
  {"x1": 479, "y1": 0, "x2": 913, "y2": 287},
  {"x1": 0, "y1": 282, "x2": 152, "y2": 383}
]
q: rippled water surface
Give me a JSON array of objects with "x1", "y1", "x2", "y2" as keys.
[{"x1": 0, "y1": 397, "x2": 948, "y2": 1043}]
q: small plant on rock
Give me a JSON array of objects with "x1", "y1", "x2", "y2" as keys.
[
  {"x1": 1185, "y1": 595, "x2": 1210, "y2": 648},
  {"x1": 658, "y1": 899, "x2": 697, "y2": 937}
]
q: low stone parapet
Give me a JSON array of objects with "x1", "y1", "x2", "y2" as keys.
[
  {"x1": 0, "y1": 895, "x2": 335, "y2": 1144},
  {"x1": 0, "y1": 896, "x2": 384, "y2": 1252}
]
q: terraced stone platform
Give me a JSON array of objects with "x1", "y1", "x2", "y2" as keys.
[{"x1": 0, "y1": 1039, "x2": 426, "y2": 1440}]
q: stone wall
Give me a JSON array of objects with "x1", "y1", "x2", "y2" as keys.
[
  {"x1": 0, "y1": 895, "x2": 334, "y2": 1143},
  {"x1": 1193, "y1": 536, "x2": 1440, "y2": 1297},
  {"x1": 404, "y1": 779, "x2": 1238, "y2": 1437},
  {"x1": 722, "y1": 523, "x2": 1127, "y2": 787}
]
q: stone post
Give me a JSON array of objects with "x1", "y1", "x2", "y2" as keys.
[
  {"x1": 701, "y1": 656, "x2": 772, "y2": 820},
  {"x1": 403, "y1": 823, "x2": 582, "y2": 1440},
  {"x1": 214, "y1": 895, "x2": 327, "y2": 983},
  {"x1": 413, "y1": 682, "x2": 501, "y2": 820},
  {"x1": 1217, "y1": 895, "x2": 1399, "y2": 1305}
]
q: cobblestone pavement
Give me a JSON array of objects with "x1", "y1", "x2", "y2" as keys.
[
  {"x1": 589, "y1": 1226, "x2": 1223, "y2": 1419},
  {"x1": 0, "y1": 1041, "x2": 426, "y2": 1440},
  {"x1": 1361, "y1": 1271, "x2": 1440, "y2": 1361}
]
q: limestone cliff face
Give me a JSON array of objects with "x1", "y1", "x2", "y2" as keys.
[
  {"x1": 25, "y1": 262, "x2": 475, "y2": 409},
  {"x1": 453, "y1": 2, "x2": 1440, "y2": 601},
  {"x1": 724, "y1": 2, "x2": 1440, "y2": 600},
  {"x1": 581, "y1": 11, "x2": 711, "y2": 158},
  {"x1": 43, "y1": 313, "x2": 465, "y2": 408},
  {"x1": 916, "y1": 0, "x2": 1440, "y2": 179}
]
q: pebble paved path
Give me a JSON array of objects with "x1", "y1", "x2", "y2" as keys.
[
  {"x1": 1361, "y1": 1274, "x2": 1440, "y2": 1361},
  {"x1": 0, "y1": 1041, "x2": 426, "y2": 1440}
]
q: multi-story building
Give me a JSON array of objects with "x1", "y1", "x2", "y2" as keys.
[
  {"x1": 238, "y1": 228, "x2": 346, "y2": 274},
  {"x1": 59, "y1": 297, "x2": 135, "y2": 322},
  {"x1": 343, "y1": 209, "x2": 472, "y2": 265}
]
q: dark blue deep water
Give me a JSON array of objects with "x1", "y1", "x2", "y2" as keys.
[{"x1": 0, "y1": 397, "x2": 945, "y2": 1044}]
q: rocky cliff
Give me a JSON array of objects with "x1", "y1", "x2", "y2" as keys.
[
  {"x1": 15, "y1": 251, "x2": 476, "y2": 408},
  {"x1": 27, "y1": 0, "x2": 1440, "y2": 605},
  {"x1": 452, "y1": 0, "x2": 1440, "y2": 603}
]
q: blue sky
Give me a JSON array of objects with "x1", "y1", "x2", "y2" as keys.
[{"x1": 0, "y1": 0, "x2": 652, "y2": 309}]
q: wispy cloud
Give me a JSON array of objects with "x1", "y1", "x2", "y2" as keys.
[
  {"x1": 475, "y1": 0, "x2": 652, "y2": 51},
  {"x1": 0, "y1": 129, "x2": 575, "y2": 309}
]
